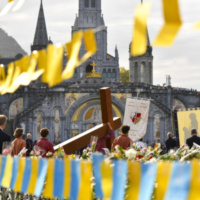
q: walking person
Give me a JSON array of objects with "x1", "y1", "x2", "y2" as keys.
[{"x1": 112, "y1": 125, "x2": 132, "y2": 150}]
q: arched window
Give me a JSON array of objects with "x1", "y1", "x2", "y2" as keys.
[
  {"x1": 108, "y1": 69, "x2": 111, "y2": 78},
  {"x1": 91, "y1": 0, "x2": 95, "y2": 7},
  {"x1": 112, "y1": 69, "x2": 116, "y2": 78},
  {"x1": 154, "y1": 114, "x2": 161, "y2": 139},
  {"x1": 102, "y1": 69, "x2": 107, "y2": 78},
  {"x1": 85, "y1": 0, "x2": 89, "y2": 7},
  {"x1": 86, "y1": 64, "x2": 93, "y2": 73},
  {"x1": 140, "y1": 61, "x2": 146, "y2": 82},
  {"x1": 134, "y1": 62, "x2": 138, "y2": 82}
]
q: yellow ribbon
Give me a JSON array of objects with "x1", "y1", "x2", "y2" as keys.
[
  {"x1": 126, "y1": 161, "x2": 141, "y2": 200},
  {"x1": 13, "y1": 52, "x2": 41, "y2": 87},
  {"x1": 131, "y1": 1, "x2": 152, "y2": 56},
  {"x1": 1, "y1": 62, "x2": 14, "y2": 95},
  {"x1": 43, "y1": 159, "x2": 55, "y2": 199},
  {"x1": 1, "y1": 155, "x2": 13, "y2": 188},
  {"x1": 78, "y1": 161, "x2": 93, "y2": 200},
  {"x1": 46, "y1": 44, "x2": 63, "y2": 87},
  {"x1": 14, "y1": 157, "x2": 26, "y2": 192},
  {"x1": 154, "y1": 161, "x2": 172, "y2": 200},
  {"x1": 62, "y1": 29, "x2": 97, "y2": 80},
  {"x1": 63, "y1": 158, "x2": 71, "y2": 199},
  {"x1": 27, "y1": 158, "x2": 39, "y2": 195},
  {"x1": 0, "y1": 65, "x2": 6, "y2": 83},
  {"x1": 187, "y1": 159, "x2": 200, "y2": 200},
  {"x1": 153, "y1": 0, "x2": 182, "y2": 46},
  {"x1": 62, "y1": 31, "x2": 83, "y2": 80},
  {"x1": 38, "y1": 49, "x2": 48, "y2": 83},
  {"x1": 101, "y1": 160, "x2": 113, "y2": 200},
  {"x1": 77, "y1": 29, "x2": 97, "y2": 66},
  {"x1": 7, "y1": 64, "x2": 21, "y2": 93}
]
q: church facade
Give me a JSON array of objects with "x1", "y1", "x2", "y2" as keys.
[{"x1": 1, "y1": 0, "x2": 200, "y2": 146}]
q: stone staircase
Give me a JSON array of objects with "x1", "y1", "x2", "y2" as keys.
[
  {"x1": 13, "y1": 96, "x2": 47, "y2": 128},
  {"x1": 152, "y1": 99, "x2": 171, "y2": 115}
]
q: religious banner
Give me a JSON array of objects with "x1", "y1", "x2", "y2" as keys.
[
  {"x1": 123, "y1": 98, "x2": 150, "y2": 142},
  {"x1": 177, "y1": 109, "x2": 200, "y2": 146}
]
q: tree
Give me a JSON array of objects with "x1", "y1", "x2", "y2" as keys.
[{"x1": 120, "y1": 67, "x2": 129, "y2": 83}]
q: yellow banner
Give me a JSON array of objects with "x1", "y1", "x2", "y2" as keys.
[
  {"x1": 1, "y1": 155, "x2": 13, "y2": 188},
  {"x1": 78, "y1": 161, "x2": 92, "y2": 200},
  {"x1": 155, "y1": 162, "x2": 172, "y2": 200},
  {"x1": 177, "y1": 109, "x2": 200, "y2": 146},
  {"x1": 101, "y1": 160, "x2": 113, "y2": 200},
  {"x1": 126, "y1": 161, "x2": 141, "y2": 200},
  {"x1": 43, "y1": 159, "x2": 55, "y2": 199},
  {"x1": 188, "y1": 159, "x2": 200, "y2": 200}
]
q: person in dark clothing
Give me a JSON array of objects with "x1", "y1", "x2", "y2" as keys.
[
  {"x1": 165, "y1": 132, "x2": 177, "y2": 152},
  {"x1": 26, "y1": 133, "x2": 33, "y2": 156},
  {"x1": 0, "y1": 115, "x2": 11, "y2": 154},
  {"x1": 186, "y1": 129, "x2": 200, "y2": 149}
]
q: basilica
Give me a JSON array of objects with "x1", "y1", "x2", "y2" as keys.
[{"x1": 0, "y1": 0, "x2": 200, "y2": 146}]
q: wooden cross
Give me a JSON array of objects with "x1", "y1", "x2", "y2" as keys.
[
  {"x1": 91, "y1": 61, "x2": 97, "y2": 73},
  {"x1": 54, "y1": 87, "x2": 121, "y2": 154}
]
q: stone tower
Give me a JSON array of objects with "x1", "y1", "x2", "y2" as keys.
[
  {"x1": 71, "y1": 0, "x2": 120, "y2": 81},
  {"x1": 31, "y1": 0, "x2": 49, "y2": 51},
  {"x1": 129, "y1": 32, "x2": 153, "y2": 84}
]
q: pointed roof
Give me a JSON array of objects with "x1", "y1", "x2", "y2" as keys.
[{"x1": 31, "y1": 0, "x2": 48, "y2": 51}]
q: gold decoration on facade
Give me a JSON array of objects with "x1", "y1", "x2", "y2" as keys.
[{"x1": 86, "y1": 61, "x2": 102, "y2": 78}]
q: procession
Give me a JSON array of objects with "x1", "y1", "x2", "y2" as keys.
[{"x1": 0, "y1": 0, "x2": 200, "y2": 199}]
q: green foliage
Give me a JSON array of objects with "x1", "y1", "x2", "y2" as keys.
[{"x1": 120, "y1": 67, "x2": 129, "y2": 83}]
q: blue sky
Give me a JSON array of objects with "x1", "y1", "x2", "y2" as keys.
[{"x1": 0, "y1": 0, "x2": 200, "y2": 90}]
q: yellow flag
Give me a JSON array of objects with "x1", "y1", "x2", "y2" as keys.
[
  {"x1": 126, "y1": 161, "x2": 141, "y2": 200},
  {"x1": 13, "y1": 52, "x2": 39, "y2": 87},
  {"x1": 1, "y1": 155, "x2": 13, "y2": 188},
  {"x1": 29, "y1": 51, "x2": 44, "y2": 81},
  {"x1": 77, "y1": 29, "x2": 97, "y2": 66},
  {"x1": 1, "y1": 62, "x2": 14, "y2": 95},
  {"x1": 46, "y1": 44, "x2": 63, "y2": 87},
  {"x1": 131, "y1": 2, "x2": 152, "y2": 56},
  {"x1": 101, "y1": 160, "x2": 113, "y2": 200},
  {"x1": 7, "y1": 61, "x2": 23, "y2": 93},
  {"x1": 14, "y1": 157, "x2": 26, "y2": 192},
  {"x1": 153, "y1": 0, "x2": 182, "y2": 46},
  {"x1": 38, "y1": 49, "x2": 48, "y2": 83},
  {"x1": 0, "y1": 65, "x2": 6, "y2": 83},
  {"x1": 187, "y1": 159, "x2": 200, "y2": 200},
  {"x1": 43, "y1": 159, "x2": 55, "y2": 199},
  {"x1": 27, "y1": 158, "x2": 39, "y2": 195},
  {"x1": 78, "y1": 161, "x2": 92, "y2": 200},
  {"x1": 154, "y1": 162, "x2": 172, "y2": 200},
  {"x1": 62, "y1": 31, "x2": 83, "y2": 80},
  {"x1": 63, "y1": 158, "x2": 71, "y2": 199}
]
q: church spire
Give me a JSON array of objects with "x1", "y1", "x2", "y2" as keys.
[{"x1": 31, "y1": 0, "x2": 48, "y2": 51}]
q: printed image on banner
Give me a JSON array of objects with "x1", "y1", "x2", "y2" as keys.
[
  {"x1": 177, "y1": 109, "x2": 200, "y2": 146},
  {"x1": 123, "y1": 98, "x2": 150, "y2": 142}
]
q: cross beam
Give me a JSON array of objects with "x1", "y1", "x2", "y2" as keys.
[{"x1": 54, "y1": 87, "x2": 122, "y2": 154}]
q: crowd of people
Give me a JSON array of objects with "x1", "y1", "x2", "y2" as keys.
[
  {"x1": 0, "y1": 115, "x2": 55, "y2": 157},
  {"x1": 0, "y1": 113, "x2": 199, "y2": 157}
]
